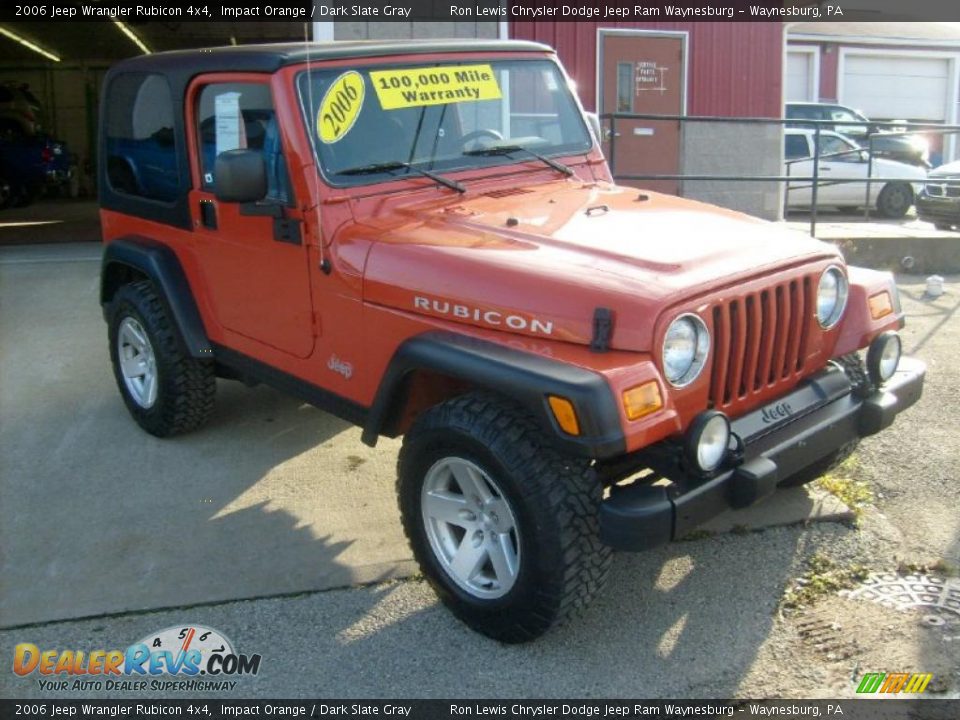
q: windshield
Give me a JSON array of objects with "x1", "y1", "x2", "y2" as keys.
[{"x1": 297, "y1": 58, "x2": 592, "y2": 186}]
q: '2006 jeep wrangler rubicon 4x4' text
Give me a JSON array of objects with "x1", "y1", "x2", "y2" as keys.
[{"x1": 99, "y1": 40, "x2": 924, "y2": 642}]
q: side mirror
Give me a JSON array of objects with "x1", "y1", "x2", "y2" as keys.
[
  {"x1": 584, "y1": 112, "x2": 603, "y2": 145},
  {"x1": 214, "y1": 149, "x2": 266, "y2": 203}
]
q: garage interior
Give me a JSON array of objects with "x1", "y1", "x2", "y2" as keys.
[{"x1": 0, "y1": 21, "x2": 307, "y2": 200}]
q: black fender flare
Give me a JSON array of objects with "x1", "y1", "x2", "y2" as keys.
[
  {"x1": 362, "y1": 331, "x2": 626, "y2": 459},
  {"x1": 100, "y1": 237, "x2": 213, "y2": 359}
]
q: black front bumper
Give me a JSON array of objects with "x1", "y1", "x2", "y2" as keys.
[
  {"x1": 600, "y1": 357, "x2": 926, "y2": 551},
  {"x1": 916, "y1": 193, "x2": 960, "y2": 226}
]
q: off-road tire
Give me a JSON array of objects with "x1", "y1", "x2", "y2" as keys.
[
  {"x1": 397, "y1": 392, "x2": 612, "y2": 643},
  {"x1": 876, "y1": 182, "x2": 913, "y2": 219},
  {"x1": 108, "y1": 280, "x2": 215, "y2": 437},
  {"x1": 778, "y1": 353, "x2": 871, "y2": 488}
]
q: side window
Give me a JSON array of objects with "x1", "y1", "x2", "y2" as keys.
[
  {"x1": 819, "y1": 135, "x2": 856, "y2": 159},
  {"x1": 195, "y1": 82, "x2": 292, "y2": 204},
  {"x1": 616, "y1": 63, "x2": 633, "y2": 113},
  {"x1": 785, "y1": 134, "x2": 810, "y2": 160},
  {"x1": 104, "y1": 73, "x2": 180, "y2": 202}
]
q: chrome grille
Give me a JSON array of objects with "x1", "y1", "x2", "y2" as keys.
[
  {"x1": 925, "y1": 182, "x2": 960, "y2": 198},
  {"x1": 709, "y1": 276, "x2": 813, "y2": 409}
]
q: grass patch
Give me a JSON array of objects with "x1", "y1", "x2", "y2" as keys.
[
  {"x1": 815, "y1": 454, "x2": 873, "y2": 522},
  {"x1": 678, "y1": 529, "x2": 714, "y2": 542},
  {"x1": 897, "y1": 559, "x2": 958, "y2": 578},
  {"x1": 781, "y1": 553, "x2": 871, "y2": 611}
]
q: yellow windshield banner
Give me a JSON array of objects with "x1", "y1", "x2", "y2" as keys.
[{"x1": 370, "y1": 64, "x2": 502, "y2": 110}]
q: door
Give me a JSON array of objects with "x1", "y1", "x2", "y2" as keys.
[
  {"x1": 599, "y1": 30, "x2": 685, "y2": 195},
  {"x1": 842, "y1": 54, "x2": 949, "y2": 122},
  {"x1": 786, "y1": 132, "x2": 868, "y2": 207},
  {"x1": 786, "y1": 51, "x2": 814, "y2": 102},
  {"x1": 186, "y1": 76, "x2": 315, "y2": 359}
]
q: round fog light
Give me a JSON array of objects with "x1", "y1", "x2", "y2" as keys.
[
  {"x1": 685, "y1": 411, "x2": 731, "y2": 474},
  {"x1": 867, "y1": 331, "x2": 902, "y2": 386}
]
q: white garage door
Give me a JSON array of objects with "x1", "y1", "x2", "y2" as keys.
[
  {"x1": 842, "y1": 54, "x2": 949, "y2": 121},
  {"x1": 786, "y1": 51, "x2": 814, "y2": 102}
]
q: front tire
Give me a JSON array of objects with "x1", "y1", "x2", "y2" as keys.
[
  {"x1": 108, "y1": 280, "x2": 215, "y2": 437},
  {"x1": 876, "y1": 182, "x2": 913, "y2": 219},
  {"x1": 398, "y1": 393, "x2": 611, "y2": 643}
]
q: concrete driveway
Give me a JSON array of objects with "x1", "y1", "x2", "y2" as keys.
[
  {"x1": 0, "y1": 245, "x2": 956, "y2": 699},
  {"x1": 1, "y1": 243, "x2": 850, "y2": 629},
  {"x1": 0, "y1": 243, "x2": 415, "y2": 627}
]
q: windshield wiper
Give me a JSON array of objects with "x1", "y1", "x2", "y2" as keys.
[
  {"x1": 463, "y1": 144, "x2": 574, "y2": 177},
  {"x1": 337, "y1": 160, "x2": 465, "y2": 193}
]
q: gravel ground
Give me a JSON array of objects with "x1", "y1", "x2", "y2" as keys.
[{"x1": 1, "y1": 275, "x2": 957, "y2": 700}]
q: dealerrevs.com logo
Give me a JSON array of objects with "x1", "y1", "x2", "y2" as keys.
[{"x1": 12, "y1": 625, "x2": 261, "y2": 692}]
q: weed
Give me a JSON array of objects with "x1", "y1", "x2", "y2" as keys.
[{"x1": 781, "y1": 553, "x2": 871, "y2": 610}]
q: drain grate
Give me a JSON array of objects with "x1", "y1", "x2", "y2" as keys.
[{"x1": 843, "y1": 573, "x2": 960, "y2": 626}]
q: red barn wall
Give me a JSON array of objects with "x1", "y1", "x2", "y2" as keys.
[{"x1": 510, "y1": 21, "x2": 784, "y2": 118}]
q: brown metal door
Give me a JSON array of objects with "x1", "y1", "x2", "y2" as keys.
[{"x1": 600, "y1": 32, "x2": 684, "y2": 195}]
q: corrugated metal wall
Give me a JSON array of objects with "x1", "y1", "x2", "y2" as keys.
[{"x1": 510, "y1": 21, "x2": 784, "y2": 118}]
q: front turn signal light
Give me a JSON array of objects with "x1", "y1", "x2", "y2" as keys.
[
  {"x1": 623, "y1": 381, "x2": 662, "y2": 421},
  {"x1": 869, "y1": 291, "x2": 893, "y2": 320},
  {"x1": 548, "y1": 396, "x2": 581, "y2": 436}
]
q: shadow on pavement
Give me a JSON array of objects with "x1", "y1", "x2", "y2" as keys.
[{"x1": 0, "y1": 247, "x2": 410, "y2": 629}]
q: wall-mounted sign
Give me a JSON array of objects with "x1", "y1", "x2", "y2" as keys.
[{"x1": 635, "y1": 61, "x2": 668, "y2": 94}]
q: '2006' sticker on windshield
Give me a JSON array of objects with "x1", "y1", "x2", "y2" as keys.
[
  {"x1": 317, "y1": 71, "x2": 365, "y2": 144},
  {"x1": 370, "y1": 64, "x2": 501, "y2": 110}
]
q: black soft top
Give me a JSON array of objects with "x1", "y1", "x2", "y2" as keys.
[
  {"x1": 99, "y1": 39, "x2": 553, "y2": 230},
  {"x1": 110, "y1": 39, "x2": 553, "y2": 75}
]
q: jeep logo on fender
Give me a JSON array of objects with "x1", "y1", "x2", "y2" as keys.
[
  {"x1": 761, "y1": 401, "x2": 793, "y2": 424},
  {"x1": 413, "y1": 296, "x2": 554, "y2": 336}
]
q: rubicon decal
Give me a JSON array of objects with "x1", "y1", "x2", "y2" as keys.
[
  {"x1": 12, "y1": 625, "x2": 261, "y2": 692},
  {"x1": 413, "y1": 295, "x2": 554, "y2": 336}
]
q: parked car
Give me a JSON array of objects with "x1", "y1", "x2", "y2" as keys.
[
  {"x1": 98, "y1": 41, "x2": 923, "y2": 642},
  {"x1": 0, "y1": 127, "x2": 75, "y2": 207},
  {"x1": 0, "y1": 82, "x2": 44, "y2": 136},
  {"x1": 916, "y1": 159, "x2": 960, "y2": 230},
  {"x1": 786, "y1": 101, "x2": 875, "y2": 139},
  {"x1": 786, "y1": 102, "x2": 931, "y2": 168},
  {"x1": 784, "y1": 128, "x2": 926, "y2": 217}
]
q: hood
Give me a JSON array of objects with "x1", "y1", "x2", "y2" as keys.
[
  {"x1": 871, "y1": 157, "x2": 928, "y2": 179},
  {"x1": 359, "y1": 180, "x2": 840, "y2": 351},
  {"x1": 929, "y1": 159, "x2": 960, "y2": 178}
]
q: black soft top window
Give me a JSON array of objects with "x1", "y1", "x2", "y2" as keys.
[{"x1": 104, "y1": 72, "x2": 180, "y2": 203}]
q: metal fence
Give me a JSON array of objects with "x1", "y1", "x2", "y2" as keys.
[{"x1": 598, "y1": 113, "x2": 960, "y2": 236}]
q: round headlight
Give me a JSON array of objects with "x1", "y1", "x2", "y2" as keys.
[
  {"x1": 817, "y1": 266, "x2": 849, "y2": 329},
  {"x1": 685, "y1": 411, "x2": 731, "y2": 474},
  {"x1": 867, "y1": 331, "x2": 902, "y2": 385},
  {"x1": 662, "y1": 314, "x2": 710, "y2": 387}
]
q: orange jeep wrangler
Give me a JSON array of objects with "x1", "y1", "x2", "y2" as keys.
[{"x1": 99, "y1": 40, "x2": 924, "y2": 642}]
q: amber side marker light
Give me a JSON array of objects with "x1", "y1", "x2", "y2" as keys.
[
  {"x1": 623, "y1": 381, "x2": 662, "y2": 421},
  {"x1": 869, "y1": 291, "x2": 894, "y2": 320},
  {"x1": 548, "y1": 396, "x2": 581, "y2": 436}
]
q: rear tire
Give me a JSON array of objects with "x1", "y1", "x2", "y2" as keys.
[
  {"x1": 935, "y1": 222, "x2": 955, "y2": 231},
  {"x1": 778, "y1": 354, "x2": 871, "y2": 488},
  {"x1": 398, "y1": 392, "x2": 611, "y2": 643},
  {"x1": 876, "y1": 182, "x2": 913, "y2": 219},
  {"x1": 108, "y1": 280, "x2": 216, "y2": 437}
]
